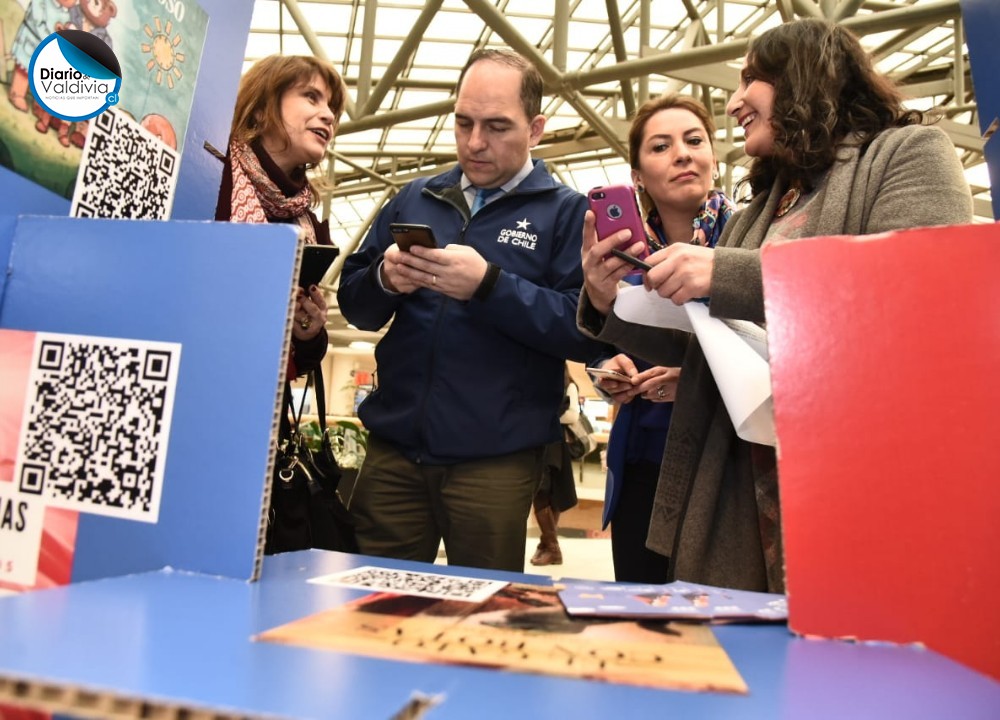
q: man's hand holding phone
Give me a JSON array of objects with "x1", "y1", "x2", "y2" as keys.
[
  {"x1": 390, "y1": 223, "x2": 438, "y2": 252},
  {"x1": 383, "y1": 223, "x2": 490, "y2": 301},
  {"x1": 382, "y1": 223, "x2": 442, "y2": 294}
]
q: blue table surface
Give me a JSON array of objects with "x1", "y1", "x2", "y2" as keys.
[{"x1": 0, "y1": 551, "x2": 997, "y2": 719}]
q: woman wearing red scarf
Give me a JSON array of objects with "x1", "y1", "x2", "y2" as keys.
[{"x1": 215, "y1": 55, "x2": 346, "y2": 379}]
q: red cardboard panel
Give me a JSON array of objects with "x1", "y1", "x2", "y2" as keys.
[{"x1": 762, "y1": 223, "x2": 1000, "y2": 681}]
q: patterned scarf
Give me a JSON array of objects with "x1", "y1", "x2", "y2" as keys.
[
  {"x1": 646, "y1": 189, "x2": 734, "y2": 250},
  {"x1": 228, "y1": 141, "x2": 316, "y2": 244}
]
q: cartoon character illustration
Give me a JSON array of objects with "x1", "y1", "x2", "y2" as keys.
[
  {"x1": 8, "y1": 0, "x2": 77, "y2": 112},
  {"x1": 140, "y1": 113, "x2": 178, "y2": 150},
  {"x1": 69, "y1": 0, "x2": 117, "y2": 47},
  {"x1": 52, "y1": 0, "x2": 118, "y2": 147}
]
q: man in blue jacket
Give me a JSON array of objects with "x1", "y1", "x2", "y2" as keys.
[{"x1": 337, "y1": 48, "x2": 603, "y2": 572}]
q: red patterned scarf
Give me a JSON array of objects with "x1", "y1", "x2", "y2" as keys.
[{"x1": 228, "y1": 141, "x2": 316, "y2": 244}]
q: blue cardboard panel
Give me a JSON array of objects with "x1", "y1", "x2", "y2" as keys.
[
  {"x1": 985, "y1": 134, "x2": 1000, "y2": 220},
  {"x1": 1, "y1": 217, "x2": 299, "y2": 582},
  {"x1": 0, "y1": 215, "x2": 15, "y2": 306},
  {"x1": 0, "y1": 167, "x2": 71, "y2": 216},
  {"x1": 171, "y1": 0, "x2": 256, "y2": 220},
  {"x1": 961, "y1": 0, "x2": 1000, "y2": 136},
  {"x1": 0, "y1": 553, "x2": 997, "y2": 719}
]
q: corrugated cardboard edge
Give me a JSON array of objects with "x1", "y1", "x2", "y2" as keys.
[
  {"x1": 253, "y1": 235, "x2": 306, "y2": 582},
  {"x1": 0, "y1": 674, "x2": 287, "y2": 720}
]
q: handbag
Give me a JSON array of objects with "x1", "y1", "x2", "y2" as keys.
[
  {"x1": 265, "y1": 367, "x2": 358, "y2": 555},
  {"x1": 564, "y1": 409, "x2": 596, "y2": 460}
]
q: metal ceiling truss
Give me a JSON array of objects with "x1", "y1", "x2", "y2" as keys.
[{"x1": 266, "y1": 0, "x2": 988, "y2": 341}]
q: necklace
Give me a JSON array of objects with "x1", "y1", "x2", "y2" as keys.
[{"x1": 775, "y1": 187, "x2": 801, "y2": 218}]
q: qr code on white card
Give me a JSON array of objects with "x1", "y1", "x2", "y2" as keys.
[
  {"x1": 309, "y1": 566, "x2": 508, "y2": 603},
  {"x1": 70, "y1": 108, "x2": 179, "y2": 220},
  {"x1": 14, "y1": 333, "x2": 181, "y2": 523}
]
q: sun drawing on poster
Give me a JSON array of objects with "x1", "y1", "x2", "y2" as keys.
[{"x1": 141, "y1": 17, "x2": 186, "y2": 89}]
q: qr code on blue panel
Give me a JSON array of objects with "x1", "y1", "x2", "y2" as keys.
[
  {"x1": 70, "y1": 108, "x2": 180, "y2": 220},
  {"x1": 14, "y1": 333, "x2": 182, "y2": 523},
  {"x1": 309, "y1": 566, "x2": 508, "y2": 603}
]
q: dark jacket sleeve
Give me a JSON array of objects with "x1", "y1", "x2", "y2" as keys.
[
  {"x1": 336, "y1": 193, "x2": 409, "y2": 332},
  {"x1": 465, "y1": 191, "x2": 608, "y2": 363},
  {"x1": 291, "y1": 330, "x2": 328, "y2": 377}
]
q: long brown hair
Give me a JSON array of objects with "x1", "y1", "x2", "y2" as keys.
[
  {"x1": 740, "y1": 19, "x2": 923, "y2": 196},
  {"x1": 229, "y1": 55, "x2": 346, "y2": 201},
  {"x1": 628, "y1": 94, "x2": 718, "y2": 216}
]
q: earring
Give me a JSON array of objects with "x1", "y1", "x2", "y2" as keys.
[
  {"x1": 636, "y1": 184, "x2": 645, "y2": 193},
  {"x1": 712, "y1": 170, "x2": 720, "y2": 180}
]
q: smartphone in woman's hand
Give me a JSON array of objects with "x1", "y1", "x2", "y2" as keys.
[
  {"x1": 586, "y1": 367, "x2": 632, "y2": 382},
  {"x1": 588, "y1": 185, "x2": 650, "y2": 262}
]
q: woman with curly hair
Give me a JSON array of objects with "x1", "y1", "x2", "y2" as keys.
[{"x1": 577, "y1": 19, "x2": 972, "y2": 592}]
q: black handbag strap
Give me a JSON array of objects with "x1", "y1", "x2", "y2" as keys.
[
  {"x1": 280, "y1": 368, "x2": 329, "y2": 441},
  {"x1": 312, "y1": 367, "x2": 328, "y2": 433},
  {"x1": 280, "y1": 373, "x2": 310, "y2": 441}
]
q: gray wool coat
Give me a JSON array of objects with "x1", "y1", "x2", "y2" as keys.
[{"x1": 579, "y1": 124, "x2": 973, "y2": 592}]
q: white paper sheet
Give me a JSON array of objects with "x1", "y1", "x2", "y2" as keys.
[{"x1": 614, "y1": 286, "x2": 776, "y2": 446}]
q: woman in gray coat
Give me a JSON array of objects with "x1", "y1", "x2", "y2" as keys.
[{"x1": 577, "y1": 19, "x2": 972, "y2": 592}]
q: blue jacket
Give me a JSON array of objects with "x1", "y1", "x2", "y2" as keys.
[{"x1": 338, "y1": 160, "x2": 605, "y2": 464}]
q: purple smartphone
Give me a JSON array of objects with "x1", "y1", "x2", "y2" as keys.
[{"x1": 587, "y1": 185, "x2": 650, "y2": 261}]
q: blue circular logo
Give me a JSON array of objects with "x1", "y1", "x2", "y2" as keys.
[{"x1": 28, "y1": 29, "x2": 122, "y2": 122}]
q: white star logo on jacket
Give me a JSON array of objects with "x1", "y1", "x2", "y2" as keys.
[{"x1": 516, "y1": 218, "x2": 531, "y2": 230}]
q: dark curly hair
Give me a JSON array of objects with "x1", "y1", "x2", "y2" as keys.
[{"x1": 740, "y1": 19, "x2": 924, "y2": 196}]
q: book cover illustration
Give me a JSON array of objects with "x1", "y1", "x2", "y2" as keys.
[
  {"x1": 0, "y1": 328, "x2": 181, "y2": 593},
  {"x1": 258, "y1": 581, "x2": 749, "y2": 694},
  {"x1": 0, "y1": 330, "x2": 76, "y2": 594},
  {"x1": 1, "y1": 0, "x2": 208, "y2": 210},
  {"x1": 558, "y1": 580, "x2": 787, "y2": 622}
]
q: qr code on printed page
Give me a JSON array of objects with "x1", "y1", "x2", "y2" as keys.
[
  {"x1": 14, "y1": 333, "x2": 182, "y2": 523},
  {"x1": 309, "y1": 566, "x2": 508, "y2": 602},
  {"x1": 70, "y1": 108, "x2": 180, "y2": 220}
]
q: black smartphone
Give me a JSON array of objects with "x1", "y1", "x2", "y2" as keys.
[
  {"x1": 610, "y1": 247, "x2": 652, "y2": 272},
  {"x1": 299, "y1": 245, "x2": 339, "y2": 290},
  {"x1": 390, "y1": 223, "x2": 438, "y2": 251}
]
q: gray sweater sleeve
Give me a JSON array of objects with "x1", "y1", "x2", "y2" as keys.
[
  {"x1": 860, "y1": 124, "x2": 973, "y2": 232},
  {"x1": 708, "y1": 247, "x2": 765, "y2": 323}
]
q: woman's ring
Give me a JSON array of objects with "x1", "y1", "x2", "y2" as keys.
[
  {"x1": 300, "y1": 318, "x2": 312, "y2": 330},
  {"x1": 432, "y1": 274, "x2": 437, "y2": 286},
  {"x1": 656, "y1": 386, "x2": 666, "y2": 399}
]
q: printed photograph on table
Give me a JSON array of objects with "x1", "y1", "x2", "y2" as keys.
[
  {"x1": 0, "y1": 329, "x2": 181, "y2": 594},
  {"x1": 558, "y1": 580, "x2": 788, "y2": 622},
  {"x1": 258, "y1": 582, "x2": 748, "y2": 693},
  {"x1": 0, "y1": 0, "x2": 208, "y2": 213}
]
